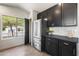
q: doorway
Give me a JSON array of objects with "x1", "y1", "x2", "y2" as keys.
[{"x1": 25, "y1": 18, "x2": 29, "y2": 45}]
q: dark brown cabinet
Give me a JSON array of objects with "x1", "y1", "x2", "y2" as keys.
[
  {"x1": 38, "y1": 12, "x2": 48, "y2": 51},
  {"x1": 37, "y1": 3, "x2": 77, "y2": 27},
  {"x1": 59, "y1": 40, "x2": 76, "y2": 56},
  {"x1": 47, "y1": 5, "x2": 62, "y2": 27},
  {"x1": 62, "y1": 3, "x2": 77, "y2": 26},
  {"x1": 38, "y1": 11, "x2": 48, "y2": 35},
  {"x1": 41, "y1": 36, "x2": 46, "y2": 51},
  {"x1": 45, "y1": 37, "x2": 59, "y2": 56},
  {"x1": 45, "y1": 37, "x2": 76, "y2": 56}
]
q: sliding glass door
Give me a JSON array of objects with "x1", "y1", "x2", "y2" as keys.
[{"x1": 1, "y1": 15, "x2": 25, "y2": 40}]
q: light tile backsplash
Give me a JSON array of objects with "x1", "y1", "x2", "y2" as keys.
[{"x1": 50, "y1": 27, "x2": 78, "y2": 37}]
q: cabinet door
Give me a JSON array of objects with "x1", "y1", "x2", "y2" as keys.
[
  {"x1": 37, "y1": 11, "x2": 48, "y2": 20},
  {"x1": 41, "y1": 36, "x2": 46, "y2": 51},
  {"x1": 59, "y1": 40, "x2": 76, "y2": 56},
  {"x1": 45, "y1": 38, "x2": 59, "y2": 56},
  {"x1": 47, "y1": 5, "x2": 62, "y2": 27},
  {"x1": 62, "y1": 3, "x2": 77, "y2": 26},
  {"x1": 42, "y1": 19, "x2": 48, "y2": 35},
  {"x1": 37, "y1": 13, "x2": 42, "y2": 19}
]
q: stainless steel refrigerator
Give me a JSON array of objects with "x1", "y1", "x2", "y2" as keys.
[{"x1": 32, "y1": 19, "x2": 41, "y2": 51}]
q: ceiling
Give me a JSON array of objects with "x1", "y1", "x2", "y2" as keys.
[{"x1": 0, "y1": 3, "x2": 57, "y2": 13}]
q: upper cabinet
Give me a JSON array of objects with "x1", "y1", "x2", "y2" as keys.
[
  {"x1": 62, "y1": 3, "x2": 77, "y2": 26},
  {"x1": 37, "y1": 3, "x2": 77, "y2": 27},
  {"x1": 47, "y1": 5, "x2": 62, "y2": 27}
]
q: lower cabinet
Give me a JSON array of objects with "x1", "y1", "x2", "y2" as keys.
[
  {"x1": 45, "y1": 37, "x2": 76, "y2": 56},
  {"x1": 59, "y1": 40, "x2": 76, "y2": 56},
  {"x1": 45, "y1": 37, "x2": 59, "y2": 56},
  {"x1": 41, "y1": 36, "x2": 46, "y2": 51}
]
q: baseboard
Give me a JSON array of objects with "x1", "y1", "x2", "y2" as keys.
[{"x1": 0, "y1": 44, "x2": 24, "y2": 51}]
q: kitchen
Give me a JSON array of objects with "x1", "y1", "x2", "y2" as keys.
[
  {"x1": 0, "y1": 3, "x2": 78, "y2": 56},
  {"x1": 31, "y1": 3, "x2": 78, "y2": 56}
]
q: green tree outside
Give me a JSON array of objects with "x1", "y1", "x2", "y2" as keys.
[{"x1": 2, "y1": 15, "x2": 24, "y2": 36}]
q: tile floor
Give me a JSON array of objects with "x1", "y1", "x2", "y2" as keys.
[{"x1": 0, "y1": 44, "x2": 49, "y2": 56}]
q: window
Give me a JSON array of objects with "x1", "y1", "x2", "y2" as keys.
[{"x1": 2, "y1": 15, "x2": 25, "y2": 39}]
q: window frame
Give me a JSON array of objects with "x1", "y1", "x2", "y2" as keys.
[{"x1": 1, "y1": 15, "x2": 25, "y2": 40}]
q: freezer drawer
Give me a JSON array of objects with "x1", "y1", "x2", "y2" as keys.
[
  {"x1": 33, "y1": 37, "x2": 41, "y2": 51},
  {"x1": 34, "y1": 42, "x2": 41, "y2": 51}
]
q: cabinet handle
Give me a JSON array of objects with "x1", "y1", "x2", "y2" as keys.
[{"x1": 64, "y1": 42, "x2": 69, "y2": 45}]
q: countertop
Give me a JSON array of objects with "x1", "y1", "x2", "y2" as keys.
[{"x1": 42, "y1": 34, "x2": 78, "y2": 43}]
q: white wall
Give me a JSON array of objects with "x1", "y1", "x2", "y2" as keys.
[{"x1": 0, "y1": 5, "x2": 29, "y2": 50}]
